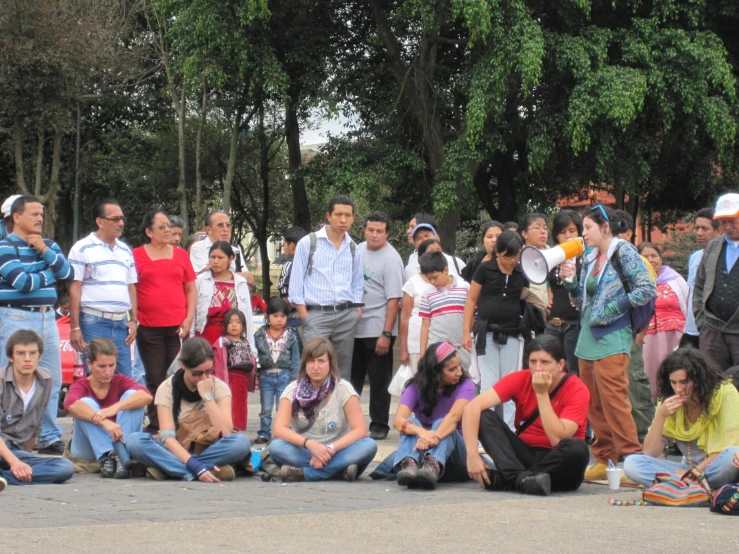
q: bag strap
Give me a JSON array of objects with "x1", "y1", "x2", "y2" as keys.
[
  {"x1": 609, "y1": 243, "x2": 631, "y2": 294},
  {"x1": 515, "y1": 374, "x2": 571, "y2": 436},
  {"x1": 452, "y1": 254, "x2": 461, "y2": 275},
  {"x1": 307, "y1": 232, "x2": 355, "y2": 277}
]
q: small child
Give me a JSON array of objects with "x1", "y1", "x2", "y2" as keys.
[
  {"x1": 419, "y1": 251, "x2": 471, "y2": 371},
  {"x1": 253, "y1": 297, "x2": 300, "y2": 445}
]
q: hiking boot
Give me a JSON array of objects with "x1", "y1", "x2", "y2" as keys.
[
  {"x1": 0, "y1": 476, "x2": 7, "y2": 493},
  {"x1": 37, "y1": 440, "x2": 65, "y2": 456},
  {"x1": 584, "y1": 462, "x2": 608, "y2": 480},
  {"x1": 146, "y1": 466, "x2": 168, "y2": 481},
  {"x1": 100, "y1": 455, "x2": 116, "y2": 479},
  {"x1": 254, "y1": 436, "x2": 269, "y2": 445},
  {"x1": 213, "y1": 465, "x2": 236, "y2": 482},
  {"x1": 280, "y1": 465, "x2": 305, "y2": 483},
  {"x1": 341, "y1": 464, "x2": 358, "y2": 482},
  {"x1": 483, "y1": 469, "x2": 507, "y2": 492},
  {"x1": 113, "y1": 453, "x2": 130, "y2": 479},
  {"x1": 415, "y1": 455, "x2": 441, "y2": 490},
  {"x1": 397, "y1": 457, "x2": 419, "y2": 488},
  {"x1": 519, "y1": 473, "x2": 551, "y2": 496}
]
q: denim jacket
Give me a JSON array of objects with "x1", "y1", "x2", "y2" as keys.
[
  {"x1": 568, "y1": 238, "x2": 657, "y2": 339},
  {"x1": 254, "y1": 327, "x2": 300, "y2": 376}
]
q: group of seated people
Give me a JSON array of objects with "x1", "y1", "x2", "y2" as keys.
[{"x1": 2, "y1": 329, "x2": 738, "y2": 496}]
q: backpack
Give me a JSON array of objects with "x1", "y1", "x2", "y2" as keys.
[
  {"x1": 609, "y1": 243, "x2": 656, "y2": 336},
  {"x1": 306, "y1": 232, "x2": 356, "y2": 276}
]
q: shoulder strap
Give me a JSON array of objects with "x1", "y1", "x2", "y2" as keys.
[
  {"x1": 307, "y1": 232, "x2": 317, "y2": 276},
  {"x1": 515, "y1": 374, "x2": 571, "y2": 436},
  {"x1": 234, "y1": 246, "x2": 243, "y2": 272},
  {"x1": 610, "y1": 243, "x2": 631, "y2": 293},
  {"x1": 452, "y1": 254, "x2": 460, "y2": 275}
]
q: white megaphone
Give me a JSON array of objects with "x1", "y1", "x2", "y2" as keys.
[{"x1": 521, "y1": 237, "x2": 585, "y2": 285}]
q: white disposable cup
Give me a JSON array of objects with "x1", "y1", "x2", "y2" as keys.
[{"x1": 606, "y1": 467, "x2": 624, "y2": 490}]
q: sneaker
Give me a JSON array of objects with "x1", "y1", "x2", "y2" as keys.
[
  {"x1": 280, "y1": 465, "x2": 305, "y2": 483},
  {"x1": 100, "y1": 456, "x2": 116, "y2": 479},
  {"x1": 113, "y1": 454, "x2": 130, "y2": 479},
  {"x1": 146, "y1": 466, "x2": 168, "y2": 481},
  {"x1": 37, "y1": 440, "x2": 65, "y2": 456},
  {"x1": 519, "y1": 473, "x2": 551, "y2": 496},
  {"x1": 253, "y1": 436, "x2": 269, "y2": 445},
  {"x1": 213, "y1": 465, "x2": 236, "y2": 481},
  {"x1": 0, "y1": 476, "x2": 6, "y2": 493},
  {"x1": 584, "y1": 462, "x2": 608, "y2": 480},
  {"x1": 341, "y1": 464, "x2": 358, "y2": 482},
  {"x1": 397, "y1": 457, "x2": 419, "y2": 488},
  {"x1": 414, "y1": 455, "x2": 441, "y2": 490}
]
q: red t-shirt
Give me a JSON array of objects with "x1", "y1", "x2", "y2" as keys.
[
  {"x1": 492, "y1": 370, "x2": 590, "y2": 449},
  {"x1": 64, "y1": 375, "x2": 149, "y2": 421},
  {"x1": 133, "y1": 246, "x2": 196, "y2": 327}
]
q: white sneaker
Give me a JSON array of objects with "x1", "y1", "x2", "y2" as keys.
[{"x1": 0, "y1": 476, "x2": 7, "y2": 493}]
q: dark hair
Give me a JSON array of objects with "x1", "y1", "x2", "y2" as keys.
[
  {"x1": 494, "y1": 230, "x2": 524, "y2": 257},
  {"x1": 480, "y1": 221, "x2": 504, "y2": 242},
  {"x1": 209, "y1": 240, "x2": 234, "y2": 259},
  {"x1": 6, "y1": 329, "x2": 44, "y2": 358},
  {"x1": 93, "y1": 199, "x2": 120, "y2": 222},
  {"x1": 695, "y1": 208, "x2": 720, "y2": 230},
  {"x1": 222, "y1": 308, "x2": 247, "y2": 339},
  {"x1": 413, "y1": 212, "x2": 436, "y2": 227},
  {"x1": 185, "y1": 233, "x2": 207, "y2": 252},
  {"x1": 418, "y1": 238, "x2": 442, "y2": 257},
  {"x1": 172, "y1": 337, "x2": 215, "y2": 425},
  {"x1": 503, "y1": 221, "x2": 519, "y2": 232},
  {"x1": 638, "y1": 241, "x2": 662, "y2": 260},
  {"x1": 551, "y1": 210, "x2": 583, "y2": 243},
  {"x1": 520, "y1": 213, "x2": 547, "y2": 233},
  {"x1": 139, "y1": 210, "x2": 168, "y2": 242},
  {"x1": 364, "y1": 211, "x2": 391, "y2": 234},
  {"x1": 419, "y1": 251, "x2": 448, "y2": 274},
  {"x1": 11, "y1": 195, "x2": 42, "y2": 217},
  {"x1": 328, "y1": 194, "x2": 354, "y2": 215},
  {"x1": 525, "y1": 335, "x2": 566, "y2": 369},
  {"x1": 283, "y1": 226, "x2": 306, "y2": 245},
  {"x1": 168, "y1": 215, "x2": 185, "y2": 229},
  {"x1": 584, "y1": 205, "x2": 628, "y2": 235},
  {"x1": 86, "y1": 337, "x2": 118, "y2": 364},
  {"x1": 406, "y1": 343, "x2": 468, "y2": 417},
  {"x1": 656, "y1": 348, "x2": 725, "y2": 412},
  {"x1": 206, "y1": 210, "x2": 228, "y2": 227},
  {"x1": 614, "y1": 209, "x2": 634, "y2": 233},
  {"x1": 266, "y1": 297, "x2": 289, "y2": 318}
]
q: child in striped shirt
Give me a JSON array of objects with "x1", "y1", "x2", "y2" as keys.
[{"x1": 419, "y1": 251, "x2": 471, "y2": 371}]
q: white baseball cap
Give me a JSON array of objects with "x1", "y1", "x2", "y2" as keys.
[
  {"x1": 714, "y1": 193, "x2": 739, "y2": 220},
  {"x1": 1, "y1": 195, "x2": 21, "y2": 219}
]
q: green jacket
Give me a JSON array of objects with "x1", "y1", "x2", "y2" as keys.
[{"x1": 693, "y1": 236, "x2": 739, "y2": 334}]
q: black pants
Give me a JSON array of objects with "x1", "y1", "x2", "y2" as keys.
[
  {"x1": 679, "y1": 334, "x2": 700, "y2": 349},
  {"x1": 478, "y1": 410, "x2": 589, "y2": 492},
  {"x1": 350, "y1": 336, "x2": 395, "y2": 434},
  {"x1": 137, "y1": 325, "x2": 181, "y2": 432}
]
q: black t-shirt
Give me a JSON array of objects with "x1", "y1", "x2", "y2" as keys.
[
  {"x1": 472, "y1": 259, "x2": 529, "y2": 325},
  {"x1": 547, "y1": 262, "x2": 580, "y2": 322}
]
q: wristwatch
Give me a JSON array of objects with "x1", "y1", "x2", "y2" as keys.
[
  {"x1": 202, "y1": 394, "x2": 214, "y2": 403},
  {"x1": 327, "y1": 443, "x2": 335, "y2": 451},
  {"x1": 382, "y1": 330, "x2": 392, "y2": 338}
]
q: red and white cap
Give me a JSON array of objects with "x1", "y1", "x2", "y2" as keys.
[{"x1": 714, "y1": 193, "x2": 739, "y2": 219}]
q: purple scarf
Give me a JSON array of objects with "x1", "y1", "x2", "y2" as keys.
[
  {"x1": 292, "y1": 375, "x2": 336, "y2": 421},
  {"x1": 657, "y1": 265, "x2": 681, "y2": 286}
]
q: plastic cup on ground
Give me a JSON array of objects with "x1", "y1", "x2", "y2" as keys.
[{"x1": 606, "y1": 467, "x2": 624, "y2": 490}]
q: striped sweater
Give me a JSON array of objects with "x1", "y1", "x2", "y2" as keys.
[{"x1": 0, "y1": 234, "x2": 73, "y2": 306}]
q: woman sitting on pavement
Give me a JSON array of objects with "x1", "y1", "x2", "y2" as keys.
[
  {"x1": 270, "y1": 337, "x2": 377, "y2": 482},
  {"x1": 624, "y1": 348, "x2": 739, "y2": 488},
  {"x1": 127, "y1": 337, "x2": 251, "y2": 482},
  {"x1": 65, "y1": 338, "x2": 152, "y2": 478},
  {"x1": 393, "y1": 342, "x2": 475, "y2": 489},
  {"x1": 463, "y1": 335, "x2": 591, "y2": 496}
]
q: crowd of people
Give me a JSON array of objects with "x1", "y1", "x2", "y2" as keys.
[{"x1": 2, "y1": 191, "x2": 739, "y2": 498}]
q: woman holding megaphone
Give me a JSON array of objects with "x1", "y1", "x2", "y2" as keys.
[{"x1": 559, "y1": 204, "x2": 656, "y2": 482}]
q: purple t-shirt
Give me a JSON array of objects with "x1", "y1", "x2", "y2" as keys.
[{"x1": 399, "y1": 379, "x2": 476, "y2": 430}]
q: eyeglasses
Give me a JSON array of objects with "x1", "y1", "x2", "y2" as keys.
[
  {"x1": 154, "y1": 223, "x2": 174, "y2": 231},
  {"x1": 589, "y1": 204, "x2": 609, "y2": 222},
  {"x1": 187, "y1": 367, "x2": 215, "y2": 378},
  {"x1": 526, "y1": 226, "x2": 547, "y2": 232},
  {"x1": 213, "y1": 222, "x2": 233, "y2": 229},
  {"x1": 102, "y1": 216, "x2": 125, "y2": 223}
]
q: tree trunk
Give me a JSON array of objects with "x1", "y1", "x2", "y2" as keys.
[
  {"x1": 73, "y1": 105, "x2": 82, "y2": 241},
  {"x1": 223, "y1": 108, "x2": 242, "y2": 214},
  {"x1": 258, "y1": 107, "x2": 271, "y2": 300},
  {"x1": 34, "y1": 125, "x2": 45, "y2": 197},
  {"x1": 176, "y1": 87, "x2": 188, "y2": 234},
  {"x1": 13, "y1": 114, "x2": 28, "y2": 194},
  {"x1": 43, "y1": 121, "x2": 63, "y2": 239},
  {"x1": 285, "y1": 101, "x2": 310, "y2": 230},
  {"x1": 195, "y1": 85, "x2": 208, "y2": 231}
]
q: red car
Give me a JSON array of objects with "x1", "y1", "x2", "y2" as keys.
[{"x1": 57, "y1": 316, "x2": 84, "y2": 414}]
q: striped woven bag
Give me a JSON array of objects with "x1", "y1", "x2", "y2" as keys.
[{"x1": 642, "y1": 471, "x2": 711, "y2": 507}]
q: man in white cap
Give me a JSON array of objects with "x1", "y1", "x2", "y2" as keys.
[
  {"x1": 0, "y1": 195, "x2": 21, "y2": 240},
  {"x1": 693, "y1": 193, "x2": 739, "y2": 370}
]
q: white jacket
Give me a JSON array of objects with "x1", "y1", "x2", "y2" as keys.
[{"x1": 193, "y1": 272, "x2": 255, "y2": 353}]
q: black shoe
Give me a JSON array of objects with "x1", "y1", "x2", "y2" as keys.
[
  {"x1": 254, "y1": 436, "x2": 269, "y2": 445},
  {"x1": 483, "y1": 469, "x2": 508, "y2": 492},
  {"x1": 397, "y1": 457, "x2": 420, "y2": 488},
  {"x1": 113, "y1": 453, "x2": 130, "y2": 479},
  {"x1": 37, "y1": 440, "x2": 65, "y2": 456},
  {"x1": 369, "y1": 429, "x2": 388, "y2": 441},
  {"x1": 100, "y1": 456, "x2": 116, "y2": 479},
  {"x1": 414, "y1": 455, "x2": 441, "y2": 490},
  {"x1": 518, "y1": 473, "x2": 551, "y2": 496}
]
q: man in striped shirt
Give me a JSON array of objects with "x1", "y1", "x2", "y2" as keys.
[
  {"x1": 0, "y1": 196, "x2": 73, "y2": 455},
  {"x1": 68, "y1": 199, "x2": 138, "y2": 376}
]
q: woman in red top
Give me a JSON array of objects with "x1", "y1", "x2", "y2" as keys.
[
  {"x1": 133, "y1": 210, "x2": 196, "y2": 432},
  {"x1": 639, "y1": 242, "x2": 689, "y2": 401}
]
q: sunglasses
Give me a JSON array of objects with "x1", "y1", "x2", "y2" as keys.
[
  {"x1": 187, "y1": 367, "x2": 215, "y2": 378},
  {"x1": 589, "y1": 204, "x2": 609, "y2": 222},
  {"x1": 102, "y1": 216, "x2": 126, "y2": 223},
  {"x1": 154, "y1": 223, "x2": 174, "y2": 231}
]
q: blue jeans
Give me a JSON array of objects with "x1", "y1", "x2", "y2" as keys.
[
  {"x1": 0, "y1": 307, "x2": 62, "y2": 447},
  {"x1": 270, "y1": 437, "x2": 377, "y2": 481},
  {"x1": 126, "y1": 432, "x2": 251, "y2": 480},
  {"x1": 70, "y1": 389, "x2": 144, "y2": 467},
  {"x1": 131, "y1": 342, "x2": 146, "y2": 386},
  {"x1": 392, "y1": 417, "x2": 468, "y2": 482},
  {"x1": 286, "y1": 314, "x2": 303, "y2": 359},
  {"x1": 0, "y1": 444, "x2": 74, "y2": 485},
  {"x1": 624, "y1": 447, "x2": 739, "y2": 489},
  {"x1": 258, "y1": 370, "x2": 291, "y2": 440},
  {"x1": 80, "y1": 313, "x2": 132, "y2": 377}
]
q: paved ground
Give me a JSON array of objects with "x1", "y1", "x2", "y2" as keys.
[{"x1": 1, "y1": 392, "x2": 737, "y2": 553}]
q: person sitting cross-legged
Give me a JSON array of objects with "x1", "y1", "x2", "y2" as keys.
[
  {"x1": 126, "y1": 337, "x2": 251, "y2": 482},
  {"x1": 393, "y1": 342, "x2": 475, "y2": 490},
  {"x1": 64, "y1": 338, "x2": 152, "y2": 479},
  {"x1": 270, "y1": 337, "x2": 378, "y2": 482},
  {"x1": 463, "y1": 335, "x2": 590, "y2": 496},
  {"x1": 0, "y1": 330, "x2": 74, "y2": 486},
  {"x1": 624, "y1": 348, "x2": 739, "y2": 489}
]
